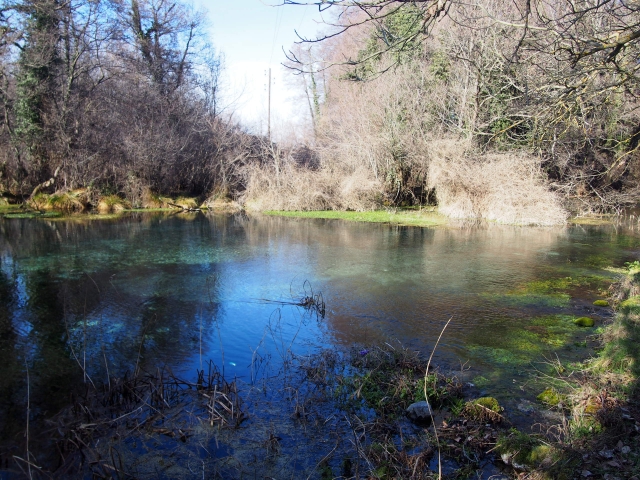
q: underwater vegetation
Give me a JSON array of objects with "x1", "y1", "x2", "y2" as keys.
[
  {"x1": 485, "y1": 275, "x2": 612, "y2": 309},
  {"x1": 467, "y1": 315, "x2": 593, "y2": 368}
]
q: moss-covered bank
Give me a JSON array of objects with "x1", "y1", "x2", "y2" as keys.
[
  {"x1": 499, "y1": 263, "x2": 640, "y2": 479},
  {"x1": 263, "y1": 208, "x2": 448, "y2": 227}
]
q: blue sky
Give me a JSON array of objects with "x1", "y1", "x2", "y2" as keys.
[{"x1": 194, "y1": 0, "x2": 328, "y2": 137}]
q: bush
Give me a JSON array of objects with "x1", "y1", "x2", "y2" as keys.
[{"x1": 427, "y1": 141, "x2": 567, "y2": 225}]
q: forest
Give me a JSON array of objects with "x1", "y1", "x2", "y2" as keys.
[{"x1": 1, "y1": 0, "x2": 640, "y2": 224}]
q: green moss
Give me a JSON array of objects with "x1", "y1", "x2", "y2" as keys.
[
  {"x1": 263, "y1": 209, "x2": 447, "y2": 227},
  {"x1": 573, "y1": 317, "x2": 595, "y2": 327},
  {"x1": 472, "y1": 397, "x2": 501, "y2": 412},
  {"x1": 464, "y1": 397, "x2": 503, "y2": 422},
  {"x1": 593, "y1": 299, "x2": 609, "y2": 307},
  {"x1": 619, "y1": 296, "x2": 640, "y2": 314},
  {"x1": 536, "y1": 388, "x2": 566, "y2": 407},
  {"x1": 497, "y1": 430, "x2": 568, "y2": 476}
]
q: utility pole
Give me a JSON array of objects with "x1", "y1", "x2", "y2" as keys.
[{"x1": 267, "y1": 67, "x2": 271, "y2": 142}]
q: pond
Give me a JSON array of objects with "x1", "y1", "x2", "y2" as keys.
[{"x1": 0, "y1": 212, "x2": 638, "y2": 476}]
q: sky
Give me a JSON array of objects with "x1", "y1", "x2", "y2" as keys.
[{"x1": 194, "y1": 0, "x2": 329, "y2": 139}]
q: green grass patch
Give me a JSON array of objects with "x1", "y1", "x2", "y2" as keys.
[
  {"x1": 619, "y1": 296, "x2": 640, "y2": 314},
  {"x1": 3, "y1": 211, "x2": 62, "y2": 219},
  {"x1": 263, "y1": 209, "x2": 447, "y2": 227}
]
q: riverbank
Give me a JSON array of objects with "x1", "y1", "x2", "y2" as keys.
[
  {"x1": 0, "y1": 190, "x2": 627, "y2": 228},
  {"x1": 498, "y1": 264, "x2": 640, "y2": 479}
]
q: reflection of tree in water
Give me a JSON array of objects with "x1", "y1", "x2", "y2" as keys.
[
  {"x1": 0, "y1": 256, "x2": 21, "y2": 453},
  {"x1": 0, "y1": 215, "x2": 228, "y2": 469}
]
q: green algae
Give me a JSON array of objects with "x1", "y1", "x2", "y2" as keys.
[
  {"x1": 486, "y1": 291, "x2": 571, "y2": 308},
  {"x1": 487, "y1": 275, "x2": 611, "y2": 309},
  {"x1": 472, "y1": 375, "x2": 492, "y2": 388},
  {"x1": 467, "y1": 345, "x2": 531, "y2": 366},
  {"x1": 263, "y1": 209, "x2": 448, "y2": 227},
  {"x1": 536, "y1": 387, "x2": 566, "y2": 407}
]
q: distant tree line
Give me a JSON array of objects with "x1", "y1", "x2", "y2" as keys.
[{"x1": 0, "y1": 0, "x2": 267, "y2": 204}]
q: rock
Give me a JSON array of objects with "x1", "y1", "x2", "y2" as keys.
[
  {"x1": 574, "y1": 316, "x2": 595, "y2": 327},
  {"x1": 593, "y1": 299, "x2": 609, "y2": 307},
  {"x1": 406, "y1": 401, "x2": 432, "y2": 424},
  {"x1": 517, "y1": 400, "x2": 535, "y2": 414}
]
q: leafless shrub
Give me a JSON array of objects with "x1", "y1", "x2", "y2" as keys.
[
  {"x1": 242, "y1": 160, "x2": 382, "y2": 212},
  {"x1": 428, "y1": 140, "x2": 568, "y2": 225}
]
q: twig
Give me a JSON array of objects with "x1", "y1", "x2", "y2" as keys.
[
  {"x1": 424, "y1": 316, "x2": 453, "y2": 480},
  {"x1": 24, "y1": 360, "x2": 32, "y2": 480}
]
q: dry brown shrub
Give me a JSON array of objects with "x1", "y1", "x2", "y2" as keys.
[
  {"x1": 141, "y1": 188, "x2": 168, "y2": 208},
  {"x1": 242, "y1": 162, "x2": 382, "y2": 212},
  {"x1": 427, "y1": 140, "x2": 567, "y2": 225},
  {"x1": 28, "y1": 190, "x2": 89, "y2": 213}
]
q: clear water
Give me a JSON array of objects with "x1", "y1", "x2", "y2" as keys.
[{"x1": 1, "y1": 212, "x2": 639, "y2": 468}]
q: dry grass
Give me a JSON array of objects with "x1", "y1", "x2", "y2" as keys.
[
  {"x1": 140, "y1": 188, "x2": 171, "y2": 209},
  {"x1": 243, "y1": 162, "x2": 382, "y2": 212},
  {"x1": 28, "y1": 189, "x2": 89, "y2": 213},
  {"x1": 427, "y1": 140, "x2": 568, "y2": 225},
  {"x1": 96, "y1": 195, "x2": 131, "y2": 214},
  {"x1": 173, "y1": 197, "x2": 198, "y2": 209},
  {"x1": 203, "y1": 196, "x2": 242, "y2": 212}
]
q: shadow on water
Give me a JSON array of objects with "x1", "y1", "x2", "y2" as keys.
[{"x1": 0, "y1": 212, "x2": 639, "y2": 477}]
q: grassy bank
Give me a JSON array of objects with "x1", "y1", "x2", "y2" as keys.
[
  {"x1": 497, "y1": 264, "x2": 640, "y2": 479},
  {"x1": 263, "y1": 208, "x2": 449, "y2": 227}
]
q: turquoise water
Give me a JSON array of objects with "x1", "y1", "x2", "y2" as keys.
[{"x1": 0, "y1": 212, "x2": 638, "y2": 471}]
